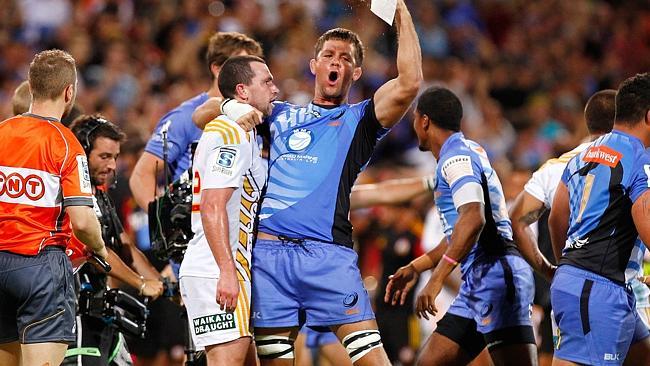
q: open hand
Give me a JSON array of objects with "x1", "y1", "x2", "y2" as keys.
[{"x1": 385, "y1": 264, "x2": 419, "y2": 306}]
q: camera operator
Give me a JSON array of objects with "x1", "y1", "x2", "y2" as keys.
[{"x1": 63, "y1": 114, "x2": 164, "y2": 366}]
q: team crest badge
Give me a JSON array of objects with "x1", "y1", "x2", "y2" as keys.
[{"x1": 287, "y1": 129, "x2": 313, "y2": 152}]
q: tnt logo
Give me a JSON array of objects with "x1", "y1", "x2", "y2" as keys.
[
  {"x1": 0, "y1": 172, "x2": 45, "y2": 201},
  {"x1": 604, "y1": 353, "x2": 620, "y2": 361}
]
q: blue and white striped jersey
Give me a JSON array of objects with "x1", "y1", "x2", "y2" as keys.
[
  {"x1": 258, "y1": 99, "x2": 388, "y2": 247},
  {"x1": 434, "y1": 132, "x2": 517, "y2": 274}
]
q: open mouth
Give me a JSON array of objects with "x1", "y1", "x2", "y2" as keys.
[{"x1": 328, "y1": 71, "x2": 339, "y2": 84}]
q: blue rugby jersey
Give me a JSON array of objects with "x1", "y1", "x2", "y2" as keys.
[
  {"x1": 434, "y1": 132, "x2": 516, "y2": 274},
  {"x1": 144, "y1": 93, "x2": 209, "y2": 181},
  {"x1": 258, "y1": 98, "x2": 388, "y2": 247},
  {"x1": 560, "y1": 130, "x2": 650, "y2": 283}
]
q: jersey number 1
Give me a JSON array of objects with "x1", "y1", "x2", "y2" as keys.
[{"x1": 576, "y1": 174, "x2": 595, "y2": 223}]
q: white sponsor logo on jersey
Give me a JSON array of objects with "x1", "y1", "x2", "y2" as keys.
[
  {"x1": 77, "y1": 155, "x2": 92, "y2": 194},
  {"x1": 441, "y1": 155, "x2": 473, "y2": 186},
  {"x1": 287, "y1": 129, "x2": 313, "y2": 151}
]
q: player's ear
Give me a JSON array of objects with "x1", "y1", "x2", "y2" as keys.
[
  {"x1": 422, "y1": 114, "x2": 430, "y2": 130},
  {"x1": 235, "y1": 84, "x2": 248, "y2": 101},
  {"x1": 309, "y1": 59, "x2": 316, "y2": 76},
  {"x1": 64, "y1": 84, "x2": 74, "y2": 103},
  {"x1": 210, "y1": 63, "x2": 221, "y2": 80},
  {"x1": 352, "y1": 66, "x2": 362, "y2": 81}
]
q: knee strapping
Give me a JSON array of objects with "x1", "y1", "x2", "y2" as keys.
[
  {"x1": 342, "y1": 330, "x2": 383, "y2": 363},
  {"x1": 255, "y1": 335, "x2": 295, "y2": 359}
]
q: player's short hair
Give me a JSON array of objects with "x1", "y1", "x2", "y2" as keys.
[
  {"x1": 12, "y1": 81, "x2": 31, "y2": 116},
  {"x1": 584, "y1": 89, "x2": 616, "y2": 135},
  {"x1": 615, "y1": 73, "x2": 650, "y2": 126},
  {"x1": 69, "y1": 114, "x2": 126, "y2": 153},
  {"x1": 206, "y1": 32, "x2": 263, "y2": 78},
  {"x1": 218, "y1": 55, "x2": 267, "y2": 99},
  {"x1": 28, "y1": 49, "x2": 76, "y2": 101},
  {"x1": 314, "y1": 28, "x2": 364, "y2": 66},
  {"x1": 416, "y1": 87, "x2": 463, "y2": 132}
]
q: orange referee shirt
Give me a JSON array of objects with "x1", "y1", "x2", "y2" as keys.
[{"x1": 0, "y1": 113, "x2": 94, "y2": 255}]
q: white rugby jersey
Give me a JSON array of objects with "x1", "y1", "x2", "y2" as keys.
[
  {"x1": 179, "y1": 116, "x2": 266, "y2": 281},
  {"x1": 524, "y1": 142, "x2": 591, "y2": 209}
]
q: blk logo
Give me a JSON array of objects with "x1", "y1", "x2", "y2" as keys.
[
  {"x1": 0, "y1": 172, "x2": 45, "y2": 201},
  {"x1": 343, "y1": 292, "x2": 359, "y2": 308}
]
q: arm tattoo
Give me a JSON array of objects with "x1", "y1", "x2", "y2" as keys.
[{"x1": 519, "y1": 207, "x2": 546, "y2": 225}]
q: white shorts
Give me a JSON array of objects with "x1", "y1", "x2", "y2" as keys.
[{"x1": 180, "y1": 276, "x2": 252, "y2": 348}]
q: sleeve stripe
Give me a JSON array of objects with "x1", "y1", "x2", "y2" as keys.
[
  {"x1": 206, "y1": 119, "x2": 241, "y2": 144},
  {"x1": 204, "y1": 127, "x2": 229, "y2": 144}
]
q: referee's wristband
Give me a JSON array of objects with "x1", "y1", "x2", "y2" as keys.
[{"x1": 221, "y1": 98, "x2": 255, "y2": 121}]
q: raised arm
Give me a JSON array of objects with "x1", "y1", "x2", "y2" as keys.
[
  {"x1": 509, "y1": 191, "x2": 556, "y2": 280},
  {"x1": 548, "y1": 182, "x2": 570, "y2": 263},
  {"x1": 373, "y1": 0, "x2": 423, "y2": 127}
]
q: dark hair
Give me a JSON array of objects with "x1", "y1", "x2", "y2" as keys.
[
  {"x1": 416, "y1": 87, "x2": 463, "y2": 132},
  {"x1": 615, "y1": 73, "x2": 650, "y2": 125},
  {"x1": 218, "y1": 55, "x2": 266, "y2": 99},
  {"x1": 206, "y1": 32, "x2": 263, "y2": 79},
  {"x1": 28, "y1": 49, "x2": 76, "y2": 101},
  {"x1": 314, "y1": 28, "x2": 364, "y2": 66},
  {"x1": 584, "y1": 89, "x2": 616, "y2": 134},
  {"x1": 69, "y1": 114, "x2": 126, "y2": 153}
]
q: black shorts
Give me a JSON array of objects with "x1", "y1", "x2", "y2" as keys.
[
  {"x1": 0, "y1": 246, "x2": 75, "y2": 344},
  {"x1": 435, "y1": 312, "x2": 535, "y2": 360}
]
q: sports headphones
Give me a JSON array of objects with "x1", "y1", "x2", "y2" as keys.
[{"x1": 76, "y1": 116, "x2": 109, "y2": 154}]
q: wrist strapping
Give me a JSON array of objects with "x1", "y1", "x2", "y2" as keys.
[
  {"x1": 221, "y1": 98, "x2": 255, "y2": 121},
  {"x1": 442, "y1": 254, "x2": 459, "y2": 267},
  {"x1": 422, "y1": 175, "x2": 436, "y2": 192}
]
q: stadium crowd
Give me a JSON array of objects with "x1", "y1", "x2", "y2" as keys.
[{"x1": 1, "y1": 1, "x2": 649, "y2": 366}]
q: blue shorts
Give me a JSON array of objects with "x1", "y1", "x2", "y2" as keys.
[
  {"x1": 0, "y1": 246, "x2": 75, "y2": 344},
  {"x1": 251, "y1": 239, "x2": 374, "y2": 328},
  {"x1": 551, "y1": 265, "x2": 637, "y2": 365},
  {"x1": 300, "y1": 326, "x2": 339, "y2": 348},
  {"x1": 446, "y1": 255, "x2": 534, "y2": 334}
]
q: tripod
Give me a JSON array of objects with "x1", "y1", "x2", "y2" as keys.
[{"x1": 181, "y1": 307, "x2": 205, "y2": 366}]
